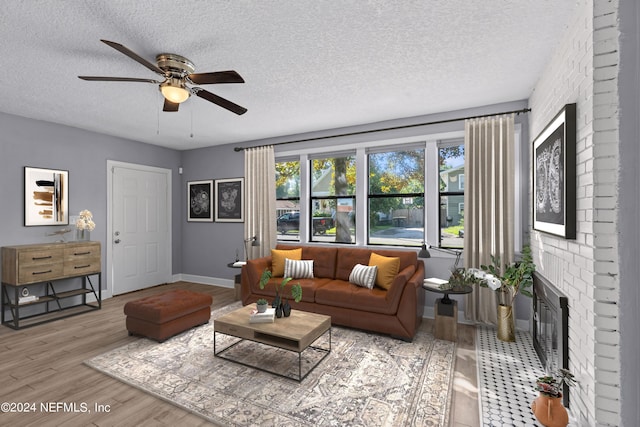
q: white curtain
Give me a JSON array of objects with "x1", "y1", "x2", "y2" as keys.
[
  {"x1": 463, "y1": 114, "x2": 515, "y2": 324},
  {"x1": 244, "y1": 146, "x2": 277, "y2": 259}
]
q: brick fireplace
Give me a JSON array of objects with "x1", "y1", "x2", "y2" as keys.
[{"x1": 532, "y1": 271, "x2": 570, "y2": 407}]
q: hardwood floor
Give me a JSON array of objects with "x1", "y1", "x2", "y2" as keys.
[{"x1": 0, "y1": 282, "x2": 478, "y2": 426}]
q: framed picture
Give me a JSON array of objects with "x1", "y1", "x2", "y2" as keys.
[
  {"x1": 533, "y1": 103, "x2": 576, "y2": 239},
  {"x1": 24, "y1": 167, "x2": 69, "y2": 226},
  {"x1": 215, "y1": 178, "x2": 244, "y2": 222},
  {"x1": 187, "y1": 180, "x2": 213, "y2": 222}
]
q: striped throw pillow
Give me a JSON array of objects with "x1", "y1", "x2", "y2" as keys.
[
  {"x1": 284, "y1": 258, "x2": 314, "y2": 279},
  {"x1": 349, "y1": 264, "x2": 378, "y2": 289}
]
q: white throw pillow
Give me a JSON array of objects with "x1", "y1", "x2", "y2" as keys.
[
  {"x1": 284, "y1": 258, "x2": 314, "y2": 279},
  {"x1": 349, "y1": 264, "x2": 378, "y2": 289}
]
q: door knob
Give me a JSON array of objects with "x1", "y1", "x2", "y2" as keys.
[{"x1": 114, "y1": 239, "x2": 121, "y2": 244}]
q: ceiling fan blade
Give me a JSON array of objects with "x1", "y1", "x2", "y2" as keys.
[
  {"x1": 78, "y1": 76, "x2": 161, "y2": 83},
  {"x1": 100, "y1": 39, "x2": 165, "y2": 75},
  {"x1": 188, "y1": 70, "x2": 245, "y2": 85},
  {"x1": 163, "y1": 99, "x2": 180, "y2": 112},
  {"x1": 194, "y1": 88, "x2": 247, "y2": 115}
]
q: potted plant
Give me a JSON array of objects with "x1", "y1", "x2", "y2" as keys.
[
  {"x1": 259, "y1": 269, "x2": 303, "y2": 318},
  {"x1": 465, "y1": 245, "x2": 536, "y2": 341},
  {"x1": 531, "y1": 368, "x2": 576, "y2": 427},
  {"x1": 256, "y1": 298, "x2": 268, "y2": 313}
]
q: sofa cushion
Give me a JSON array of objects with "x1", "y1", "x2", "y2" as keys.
[
  {"x1": 335, "y1": 248, "x2": 372, "y2": 281},
  {"x1": 284, "y1": 258, "x2": 314, "y2": 279},
  {"x1": 271, "y1": 248, "x2": 302, "y2": 276},
  {"x1": 277, "y1": 244, "x2": 338, "y2": 278},
  {"x1": 256, "y1": 276, "x2": 330, "y2": 303},
  {"x1": 349, "y1": 264, "x2": 377, "y2": 289},
  {"x1": 314, "y1": 279, "x2": 398, "y2": 315},
  {"x1": 369, "y1": 252, "x2": 400, "y2": 290}
]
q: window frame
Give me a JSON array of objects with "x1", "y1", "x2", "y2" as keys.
[{"x1": 273, "y1": 124, "x2": 523, "y2": 251}]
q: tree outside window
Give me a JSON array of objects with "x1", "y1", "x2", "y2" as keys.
[{"x1": 368, "y1": 149, "x2": 424, "y2": 247}]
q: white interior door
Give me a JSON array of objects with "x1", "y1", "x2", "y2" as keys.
[{"x1": 110, "y1": 163, "x2": 171, "y2": 295}]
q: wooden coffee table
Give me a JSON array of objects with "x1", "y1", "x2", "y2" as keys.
[{"x1": 213, "y1": 304, "x2": 331, "y2": 381}]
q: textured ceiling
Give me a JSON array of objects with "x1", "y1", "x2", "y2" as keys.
[{"x1": 0, "y1": 1, "x2": 577, "y2": 150}]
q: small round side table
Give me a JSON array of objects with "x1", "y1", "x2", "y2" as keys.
[{"x1": 423, "y1": 282, "x2": 473, "y2": 341}]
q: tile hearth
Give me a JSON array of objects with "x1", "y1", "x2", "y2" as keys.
[{"x1": 476, "y1": 326, "x2": 577, "y2": 427}]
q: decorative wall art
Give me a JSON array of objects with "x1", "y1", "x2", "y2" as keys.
[
  {"x1": 187, "y1": 180, "x2": 213, "y2": 222},
  {"x1": 533, "y1": 103, "x2": 576, "y2": 239},
  {"x1": 215, "y1": 178, "x2": 244, "y2": 222},
  {"x1": 24, "y1": 167, "x2": 69, "y2": 226}
]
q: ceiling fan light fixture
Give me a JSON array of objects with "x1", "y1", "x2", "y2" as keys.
[{"x1": 160, "y1": 79, "x2": 190, "y2": 103}]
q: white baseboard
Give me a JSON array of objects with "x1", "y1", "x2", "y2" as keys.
[
  {"x1": 422, "y1": 304, "x2": 531, "y2": 330},
  {"x1": 173, "y1": 274, "x2": 235, "y2": 289}
]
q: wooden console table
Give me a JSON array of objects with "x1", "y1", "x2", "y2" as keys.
[{"x1": 1, "y1": 241, "x2": 102, "y2": 329}]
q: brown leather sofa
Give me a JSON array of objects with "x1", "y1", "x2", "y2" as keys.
[{"x1": 241, "y1": 244, "x2": 425, "y2": 341}]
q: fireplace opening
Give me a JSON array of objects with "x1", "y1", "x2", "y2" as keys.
[{"x1": 532, "y1": 271, "x2": 570, "y2": 407}]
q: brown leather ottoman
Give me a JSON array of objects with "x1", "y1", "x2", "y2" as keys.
[{"x1": 124, "y1": 289, "x2": 213, "y2": 342}]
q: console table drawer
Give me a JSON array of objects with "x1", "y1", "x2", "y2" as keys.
[
  {"x1": 64, "y1": 244, "x2": 101, "y2": 262},
  {"x1": 63, "y1": 259, "x2": 101, "y2": 276},
  {"x1": 19, "y1": 263, "x2": 64, "y2": 284},
  {"x1": 18, "y1": 248, "x2": 63, "y2": 267}
]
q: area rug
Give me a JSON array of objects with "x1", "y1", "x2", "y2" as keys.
[{"x1": 85, "y1": 303, "x2": 456, "y2": 426}]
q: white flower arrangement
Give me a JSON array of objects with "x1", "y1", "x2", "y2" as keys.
[{"x1": 76, "y1": 209, "x2": 96, "y2": 231}]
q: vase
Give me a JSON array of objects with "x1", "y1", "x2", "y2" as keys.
[
  {"x1": 76, "y1": 229, "x2": 90, "y2": 241},
  {"x1": 275, "y1": 303, "x2": 283, "y2": 318},
  {"x1": 496, "y1": 304, "x2": 515, "y2": 342},
  {"x1": 282, "y1": 300, "x2": 291, "y2": 317},
  {"x1": 531, "y1": 393, "x2": 569, "y2": 427}
]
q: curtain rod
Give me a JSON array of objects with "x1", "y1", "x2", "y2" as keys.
[{"x1": 233, "y1": 107, "x2": 530, "y2": 151}]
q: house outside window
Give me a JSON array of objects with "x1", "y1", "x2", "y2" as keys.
[
  {"x1": 275, "y1": 160, "x2": 300, "y2": 241},
  {"x1": 438, "y1": 143, "x2": 465, "y2": 248},
  {"x1": 368, "y1": 148, "x2": 424, "y2": 247}
]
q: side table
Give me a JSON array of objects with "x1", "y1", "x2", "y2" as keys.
[
  {"x1": 423, "y1": 281, "x2": 473, "y2": 341},
  {"x1": 227, "y1": 262, "x2": 245, "y2": 301}
]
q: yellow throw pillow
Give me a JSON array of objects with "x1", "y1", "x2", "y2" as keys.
[
  {"x1": 271, "y1": 248, "x2": 302, "y2": 276},
  {"x1": 369, "y1": 252, "x2": 400, "y2": 290}
]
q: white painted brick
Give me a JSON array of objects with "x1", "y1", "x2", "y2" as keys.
[
  {"x1": 594, "y1": 274, "x2": 616, "y2": 286},
  {"x1": 594, "y1": 12, "x2": 618, "y2": 30},
  {"x1": 594, "y1": 209, "x2": 616, "y2": 222},
  {"x1": 594, "y1": 66, "x2": 618, "y2": 81},
  {"x1": 594, "y1": 0, "x2": 619, "y2": 16},
  {"x1": 593, "y1": 117, "x2": 618, "y2": 131},
  {"x1": 593, "y1": 197, "x2": 616, "y2": 209},
  {"x1": 594, "y1": 92, "x2": 618, "y2": 106},
  {"x1": 595, "y1": 316, "x2": 619, "y2": 330},
  {"x1": 596, "y1": 395, "x2": 621, "y2": 413},
  {"x1": 595, "y1": 367, "x2": 620, "y2": 384},
  {"x1": 594, "y1": 302, "x2": 619, "y2": 317},
  {"x1": 595, "y1": 329, "x2": 620, "y2": 345},
  {"x1": 595, "y1": 260, "x2": 616, "y2": 274}
]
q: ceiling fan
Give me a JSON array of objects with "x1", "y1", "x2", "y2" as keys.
[{"x1": 79, "y1": 39, "x2": 247, "y2": 115}]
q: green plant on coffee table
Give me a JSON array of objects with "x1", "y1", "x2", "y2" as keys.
[
  {"x1": 259, "y1": 269, "x2": 303, "y2": 304},
  {"x1": 256, "y1": 298, "x2": 268, "y2": 306},
  {"x1": 535, "y1": 368, "x2": 577, "y2": 398}
]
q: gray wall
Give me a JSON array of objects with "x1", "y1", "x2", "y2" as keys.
[
  {"x1": 617, "y1": 0, "x2": 640, "y2": 423},
  {"x1": 0, "y1": 112, "x2": 183, "y2": 293}
]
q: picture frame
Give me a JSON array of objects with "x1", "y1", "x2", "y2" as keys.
[
  {"x1": 215, "y1": 178, "x2": 244, "y2": 222},
  {"x1": 24, "y1": 166, "x2": 69, "y2": 226},
  {"x1": 187, "y1": 180, "x2": 214, "y2": 222},
  {"x1": 533, "y1": 103, "x2": 576, "y2": 239}
]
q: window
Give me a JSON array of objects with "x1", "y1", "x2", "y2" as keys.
[
  {"x1": 276, "y1": 160, "x2": 300, "y2": 241},
  {"x1": 368, "y1": 148, "x2": 424, "y2": 247},
  {"x1": 310, "y1": 154, "x2": 356, "y2": 243},
  {"x1": 438, "y1": 143, "x2": 464, "y2": 248}
]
